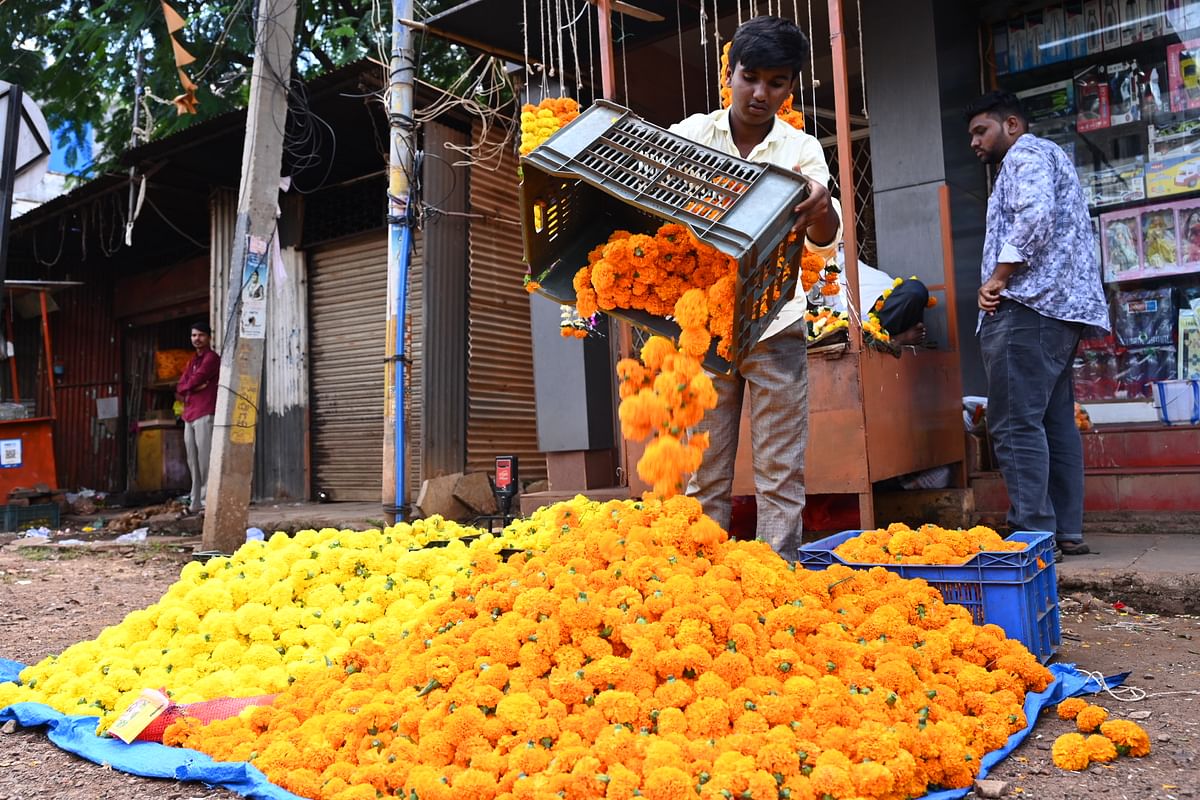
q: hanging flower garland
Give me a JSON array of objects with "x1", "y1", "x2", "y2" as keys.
[{"x1": 519, "y1": 97, "x2": 580, "y2": 156}]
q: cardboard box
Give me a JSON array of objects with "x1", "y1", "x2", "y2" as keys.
[
  {"x1": 1066, "y1": 1, "x2": 1088, "y2": 59},
  {"x1": 1141, "y1": 206, "x2": 1179, "y2": 268},
  {"x1": 1178, "y1": 201, "x2": 1200, "y2": 265},
  {"x1": 1084, "y1": 0, "x2": 1107, "y2": 52},
  {"x1": 1045, "y1": 7, "x2": 1068, "y2": 63},
  {"x1": 1121, "y1": 0, "x2": 1143, "y2": 44},
  {"x1": 993, "y1": 22, "x2": 1011, "y2": 74},
  {"x1": 1185, "y1": 0, "x2": 1200, "y2": 30},
  {"x1": 1145, "y1": 153, "x2": 1200, "y2": 197},
  {"x1": 1009, "y1": 17, "x2": 1030, "y2": 72},
  {"x1": 1101, "y1": 0, "x2": 1123, "y2": 49},
  {"x1": 1167, "y1": 39, "x2": 1200, "y2": 112},
  {"x1": 1027, "y1": 11, "x2": 1049, "y2": 68},
  {"x1": 1142, "y1": 0, "x2": 1166, "y2": 39},
  {"x1": 1180, "y1": 311, "x2": 1200, "y2": 379},
  {"x1": 1089, "y1": 156, "x2": 1146, "y2": 208},
  {"x1": 1166, "y1": 0, "x2": 1189, "y2": 34},
  {"x1": 1148, "y1": 117, "x2": 1200, "y2": 158},
  {"x1": 1101, "y1": 213, "x2": 1144, "y2": 281},
  {"x1": 1018, "y1": 79, "x2": 1076, "y2": 122},
  {"x1": 1108, "y1": 61, "x2": 1144, "y2": 124},
  {"x1": 1077, "y1": 67, "x2": 1112, "y2": 131}
]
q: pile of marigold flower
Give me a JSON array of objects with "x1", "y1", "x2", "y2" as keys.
[
  {"x1": 0, "y1": 519, "x2": 553, "y2": 732},
  {"x1": 166, "y1": 492, "x2": 1052, "y2": 800},
  {"x1": 1051, "y1": 698, "x2": 1150, "y2": 770},
  {"x1": 834, "y1": 523, "x2": 1028, "y2": 566},
  {"x1": 806, "y1": 307, "x2": 850, "y2": 342},
  {"x1": 519, "y1": 97, "x2": 580, "y2": 156}
]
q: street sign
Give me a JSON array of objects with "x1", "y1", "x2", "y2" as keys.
[{"x1": 0, "y1": 81, "x2": 51, "y2": 195}]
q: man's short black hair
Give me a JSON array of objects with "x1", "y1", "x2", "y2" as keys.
[
  {"x1": 191, "y1": 320, "x2": 212, "y2": 335},
  {"x1": 964, "y1": 90, "x2": 1028, "y2": 126},
  {"x1": 727, "y1": 15, "x2": 810, "y2": 79}
]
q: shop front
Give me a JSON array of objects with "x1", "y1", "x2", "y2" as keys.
[{"x1": 861, "y1": 0, "x2": 1200, "y2": 516}]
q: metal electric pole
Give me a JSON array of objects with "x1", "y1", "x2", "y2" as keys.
[
  {"x1": 202, "y1": 0, "x2": 298, "y2": 552},
  {"x1": 382, "y1": 0, "x2": 416, "y2": 523}
]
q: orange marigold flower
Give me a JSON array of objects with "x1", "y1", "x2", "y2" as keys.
[
  {"x1": 1051, "y1": 732, "x2": 1091, "y2": 771},
  {"x1": 1075, "y1": 704, "x2": 1108, "y2": 733},
  {"x1": 1084, "y1": 733, "x2": 1118, "y2": 763},
  {"x1": 1100, "y1": 719, "x2": 1151, "y2": 757}
]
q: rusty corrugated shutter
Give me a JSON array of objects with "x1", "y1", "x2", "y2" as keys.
[
  {"x1": 466, "y1": 124, "x2": 547, "y2": 481},
  {"x1": 308, "y1": 231, "x2": 387, "y2": 501}
]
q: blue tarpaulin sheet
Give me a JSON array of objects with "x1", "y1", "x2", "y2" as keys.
[{"x1": 1, "y1": 657, "x2": 1127, "y2": 800}]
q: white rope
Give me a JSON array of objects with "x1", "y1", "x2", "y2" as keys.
[
  {"x1": 806, "y1": 0, "x2": 816, "y2": 136},
  {"x1": 555, "y1": 0, "x2": 566, "y2": 82},
  {"x1": 737, "y1": 0, "x2": 743, "y2": 27},
  {"x1": 619, "y1": 14, "x2": 630, "y2": 105},
  {"x1": 587, "y1": 3, "x2": 596, "y2": 102},
  {"x1": 711, "y1": 0, "x2": 721, "y2": 108},
  {"x1": 856, "y1": 0, "x2": 867, "y2": 117},
  {"x1": 677, "y1": 0, "x2": 688, "y2": 117},
  {"x1": 700, "y1": 0, "x2": 711, "y2": 111},
  {"x1": 523, "y1": 0, "x2": 532, "y2": 78},
  {"x1": 1071, "y1": 669, "x2": 1200, "y2": 704},
  {"x1": 539, "y1": 0, "x2": 549, "y2": 93},
  {"x1": 568, "y1": 0, "x2": 583, "y2": 93}
]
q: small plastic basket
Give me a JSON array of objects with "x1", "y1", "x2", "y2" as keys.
[
  {"x1": 799, "y1": 530, "x2": 1061, "y2": 663},
  {"x1": 520, "y1": 100, "x2": 811, "y2": 372},
  {"x1": 1, "y1": 503, "x2": 61, "y2": 532}
]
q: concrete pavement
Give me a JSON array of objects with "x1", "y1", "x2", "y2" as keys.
[{"x1": 1056, "y1": 532, "x2": 1200, "y2": 616}]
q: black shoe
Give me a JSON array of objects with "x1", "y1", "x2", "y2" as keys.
[
  {"x1": 1058, "y1": 541, "x2": 1091, "y2": 556},
  {"x1": 1052, "y1": 544, "x2": 1064, "y2": 563}
]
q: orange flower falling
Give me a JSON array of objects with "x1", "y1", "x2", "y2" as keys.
[
  {"x1": 616, "y1": 291, "x2": 719, "y2": 497},
  {"x1": 519, "y1": 97, "x2": 580, "y2": 156},
  {"x1": 165, "y1": 492, "x2": 1054, "y2": 800}
]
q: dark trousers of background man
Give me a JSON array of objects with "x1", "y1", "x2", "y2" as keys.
[{"x1": 979, "y1": 299, "x2": 1085, "y2": 544}]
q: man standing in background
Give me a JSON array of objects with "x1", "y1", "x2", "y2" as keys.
[
  {"x1": 966, "y1": 91, "x2": 1109, "y2": 558},
  {"x1": 176, "y1": 321, "x2": 220, "y2": 514}
]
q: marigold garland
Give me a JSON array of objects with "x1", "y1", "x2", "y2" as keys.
[
  {"x1": 519, "y1": 97, "x2": 580, "y2": 156},
  {"x1": 834, "y1": 523, "x2": 1027, "y2": 566},
  {"x1": 165, "y1": 493, "x2": 1053, "y2": 800}
]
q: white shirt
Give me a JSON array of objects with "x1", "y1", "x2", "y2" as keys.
[
  {"x1": 668, "y1": 108, "x2": 843, "y2": 341},
  {"x1": 828, "y1": 252, "x2": 896, "y2": 318}
]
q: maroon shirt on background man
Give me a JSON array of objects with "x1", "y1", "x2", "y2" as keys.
[{"x1": 176, "y1": 349, "x2": 219, "y2": 420}]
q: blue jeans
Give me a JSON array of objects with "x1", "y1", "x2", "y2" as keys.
[{"x1": 979, "y1": 300, "x2": 1085, "y2": 543}]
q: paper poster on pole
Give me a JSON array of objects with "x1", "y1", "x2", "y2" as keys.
[{"x1": 239, "y1": 236, "x2": 269, "y2": 339}]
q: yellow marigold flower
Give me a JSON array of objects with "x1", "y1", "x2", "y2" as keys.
[{"x1": 1084, "y1": 733, "x2": 1118, "y2": 763}]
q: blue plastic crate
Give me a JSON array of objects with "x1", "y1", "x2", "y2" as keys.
[
  {"x1": 799, "y1": 529, "x2": 1061, "y2": 663},
  {"x1": 1, "y1": 503, "x2": 61, "y2": 533}
]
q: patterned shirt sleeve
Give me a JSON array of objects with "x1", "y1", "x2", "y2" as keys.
[{"x1": 999, "y1": 145, "x2": 1058, "y2": 263}]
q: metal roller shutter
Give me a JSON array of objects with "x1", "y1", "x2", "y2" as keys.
[
  {"x1": 309, "y1": 230, "x2": 423, "y2": 501},
  {"x1": 466, "y1": 124, "x2": 547, "y2": 481}
]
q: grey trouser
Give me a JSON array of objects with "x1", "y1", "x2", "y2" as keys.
[
  {"x1": 184, "y1": 414, "x2": 214, "y2": 512},
  {"x1": 979, "y1": 300, "x2": 1084, "y2": 543},
  {"x1": 687, "y1": 318, "x2": 809, "y2": 561}
]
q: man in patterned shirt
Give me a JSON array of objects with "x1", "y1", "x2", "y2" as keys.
[{"x1": 966, "y1": 91, "x2": 1110, "y2": 558}]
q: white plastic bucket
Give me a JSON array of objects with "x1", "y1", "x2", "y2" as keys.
[{"x1": 1152, "y1": 379, "x2": 1200, "y2": 426}]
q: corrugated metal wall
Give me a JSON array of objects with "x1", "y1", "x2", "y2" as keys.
[
  {"x1": 253, "y1": 246, "x2": 309, "y2": 500},
  {"x1": 310, "y1": 230, "x2": 424, "y2": 502},
  {"x1": 209, "y1": 188, "x2": 236, "y2": 351},
  {"x1": 13, "y1": 287, "x2": 122, "y2": 491},
  {"x1": 52, "y1": 288, "x2": 122, "y2": 491},
  {"x1": 420, "y1": 122, "x2": 469, "y2": 479},
  {"x1": 466, "y1": 124, "x2": 547, "y2": 480}
]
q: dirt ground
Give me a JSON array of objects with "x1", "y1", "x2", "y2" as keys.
[{"x1": 0, "y1": 547, "x2": 1197, "y2": 800}]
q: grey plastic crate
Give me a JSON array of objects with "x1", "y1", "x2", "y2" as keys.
[{"x1": 520, "y1": 100, "x2": 811, "y2": 372}]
